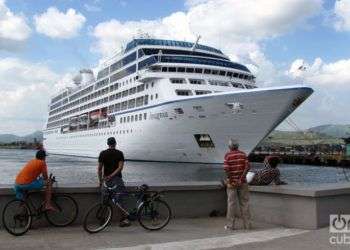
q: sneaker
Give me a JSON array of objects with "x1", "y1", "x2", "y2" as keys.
[
  {"x1": 224, "y1": 225, "x2": 235, "y2": 230},
  {"x1": 119, "y1": 219, "x2": 131, "y2": 227}
]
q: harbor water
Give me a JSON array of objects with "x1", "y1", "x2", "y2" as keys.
[{"x1": 0, "y1": 149, "x2": 349, "y2": 185}]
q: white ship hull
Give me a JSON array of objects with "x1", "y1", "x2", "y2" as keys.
[{"x1": 43, "y1": 85, "x2": 312, "y2": 163}]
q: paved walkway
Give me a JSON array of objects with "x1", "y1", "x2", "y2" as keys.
[{"x1": 0, "y1": 218, "x2": 345, "y2": 250}]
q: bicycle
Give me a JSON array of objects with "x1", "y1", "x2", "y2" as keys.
[
  {"x1": 83, "y1": 183, "x2": 172, "y2": 233},
  {"x1": 2, "y1": 174, "x2": 79, "y2": 236}
]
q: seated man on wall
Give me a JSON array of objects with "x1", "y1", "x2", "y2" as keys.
[
  {"x1": 248, "y1": 156, "x2": 287, "y2": 186},
  {"x1": 14, "y1": 150, "x2": 56, "y2": 211}
]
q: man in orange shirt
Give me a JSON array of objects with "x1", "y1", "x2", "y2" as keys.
[{"x1": 15, "y1": 150, "x2": 55, "y2": 211}]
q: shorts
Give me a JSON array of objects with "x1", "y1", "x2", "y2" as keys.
[
  {"x1": 14, "y1": 177, "x2": 44, "y2": 200},
  {"x1": 101, "y1": 176, "x2": 127, "y2": 204}
]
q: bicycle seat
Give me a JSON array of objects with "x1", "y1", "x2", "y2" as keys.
[{"x1": 103, "y1": 182, "x2": 117, "y2": 190}]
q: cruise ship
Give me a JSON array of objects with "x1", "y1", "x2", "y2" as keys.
[{"x1": 43, "y1": 38, "x2": 313, "y2": 163}]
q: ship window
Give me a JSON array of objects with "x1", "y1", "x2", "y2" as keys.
[
  {"x1": 233, "y1": 72, "x2": 239, "y2": 78},
  {"x1": 155, "y1": 93, "x2": 158, "y2": 99},
  {"x1": 127, "y1": 116, "x2": 130, "y2": 122},
  {"x1": 189, "y1": 79, "x2": 204, "y2": 85},
  {"x1": 131, "y1": 116, "x2": 134, "y2": 122},
  {"x1": 120, "y1": 118, "x2": 122, "y2": 123},
  {"x1": 231, "y1": 82, "x2": 244, "y2": 88},
  {"x1": 144, "y1": 95, "x2": 149, "y2": 105},
  {"x1": 186, "y1": 68, "x2": 194, "y2": 73},
  {"x1": 123, "y1": 117, "x2": 126, "y2": 123},
  {"x1": 139, "y1": 114, "x2": 142, "y2": 120},
  {"x1": 174, "y1": 108, "x2": 184, "y2": 114},
  {"x1": 122, "y1": 90, "x2": 128, "y2": 97},
  {"x1": 161, "y1": 67, "x2": 168, "y2": 72},
  {"x1": 136, "y1": 96, "x2": 144, "y2": 107},
  {"x1": 121, "y1": 101, "x2": 128, "y2": 110},
  {"x1": 209, "y1": 80, "x2": 230, "y2": 86},
  {"x1": 227, "y1": 72, "x2": 233, "y2": 77},
  {"x1": 177, "y1": 67, "x2": 185, "y2": 72},
  {"x1": 137, "y1": 84, "x2": 145, "y2": 92},
  {"x1": 129, "y1": 87, "x2": 136, "y2": 95},
  {"x1": 204, "y1": 69, "x2": 211, "y2": 74},
  {"x1": 144, "y1": 113, "x2": 147, "y2": 120},
  {"x1": 211, "y1": 70, "x2": 218, "y2": 75},
  {"x1": 128, "y1": 99, "x2": 135, "y2": 108},
  {"x1": 195, "y1": 68, "x2": 202, "y2": 73},
  {"x1": 244, "y1": 75, "x2": 249, "y2": 80},
  {"x1": 219, "y1": 71, "x2": 226, "y2": 76},
  {"x1": 245, "y1": 84, "x2": 256, "y2": 89},
  {"x1": 169, "y1": 67, "x2": 176, "y2": 72},
  {"x1": 176, "y1": 90, "x2": 192, "y2": 96},
  {"x1": 135, "y1": 114, "x2": 138, "y2": 121},
  {"x1": 193, "y1": 105, "x2": 204, "y2": 112},
  {"x1": 150, "y1": 95, "x2": 153, "y2": 100},
  {"x1": 170, "y1": 78, "x2": 185, "y2": 84},
  {"x1": 194, "y1": 134, "x2": 215, "y2": 148},
  {"x1": 195, "y1": 90, "x2": 211, "y2": 95},
  {"x1": 239, "y1": 74, "x2": 244, "y2": 79}
]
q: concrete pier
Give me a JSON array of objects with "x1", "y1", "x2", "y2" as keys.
[{"x1": 1, "y1": 182, "x2": 350, "y2": 230}]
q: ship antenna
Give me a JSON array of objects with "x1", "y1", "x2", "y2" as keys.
[{"x1": 191, "y1": 35, "x2": 201, "y2": 51}]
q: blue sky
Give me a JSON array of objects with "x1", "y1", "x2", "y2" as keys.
[
  {"x1": 0, "y1": 0, "x2": 349, "y2": 134},
  {"x1": 2, "y1": 0, "x2": 188, "y2": 73}
]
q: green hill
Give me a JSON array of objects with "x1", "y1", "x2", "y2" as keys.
[
  {"x1": 308, "y1": 124, "x2": 350, "y2": 138},
  {"x1": 262, "y1": 130, "x2": 343, "y2": 146}
]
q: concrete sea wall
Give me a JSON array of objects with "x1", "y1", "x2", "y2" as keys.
[{"x1": 1, "y1": 182, "x2": 350, "y2": 230}]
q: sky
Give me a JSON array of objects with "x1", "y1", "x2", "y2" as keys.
[{"x1": 0, "y1": 0, "x2": 349, "y2": 135}]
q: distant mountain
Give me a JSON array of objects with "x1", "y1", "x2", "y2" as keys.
[
  {"x1": 0, "y1": 131, "x2": 43, "y2": 144},
  {"x1": 0, "y1": 134, "x2": 22, "y2": 144},
  {"x1": 308, "y1": 124, "x2": 350, "y2": 138}
]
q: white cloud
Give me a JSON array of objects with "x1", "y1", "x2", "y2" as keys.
[
  {"x1": 333, "y1": 0, "x2": 350, "y2": 31},
  {"x1": 92, "y1": 0, "x2": 322, "y2": 59},
  {"x1": 92, "y1": 11, "x2": 194, "y2": 57},
  {"x1": 287, "y1": 57, "x2": 350, "y2": 86},
  {"x1": 0, "y1": 57, "x2": 76, "y2": 135},
  {"x1": 0, "y1": 0, "x2": 31, "y2": 50},
  {"x1": 34, "y1": 7, "x2": 86, "y2": 39},
  {"x1": 280, "y1": 57, "x2": 350, "y2": 129}
]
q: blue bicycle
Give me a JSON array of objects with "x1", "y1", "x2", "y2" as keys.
[{"x1": 83, "y1": 184, "x2": 172, "y2": 233}]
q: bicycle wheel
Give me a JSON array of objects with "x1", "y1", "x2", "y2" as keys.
[
  {"x1": 138, "y1": 199, "x2": 171, "y2": 231},
  {"x1": 45, "y1": 195, "x2": 78, "y2": 227},
  {"x1": 83, "y1": 203, "x2": 113, "y2": 234},
  {"x1": 2, "y1": 199, "x2": 32, "y2": 236}
]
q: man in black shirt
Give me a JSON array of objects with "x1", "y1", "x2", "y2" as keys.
[{"x1": 98, "y1": 137, "x2": 130, "y2": 227}]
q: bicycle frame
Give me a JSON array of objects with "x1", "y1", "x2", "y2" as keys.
[
  {"x1": 102, "y1": 184, "x2": 163, "y2": 217},
  {"x1": 22, "y1": 191, "x2": 46, "y2": 219}
]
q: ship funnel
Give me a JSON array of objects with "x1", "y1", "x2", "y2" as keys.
[
  {"x1": 72, "y1": 73, "x2": 82, "y2": 85},
  {"x1": 80, "y1": 69, "x2": 95, "y2": 85}
]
